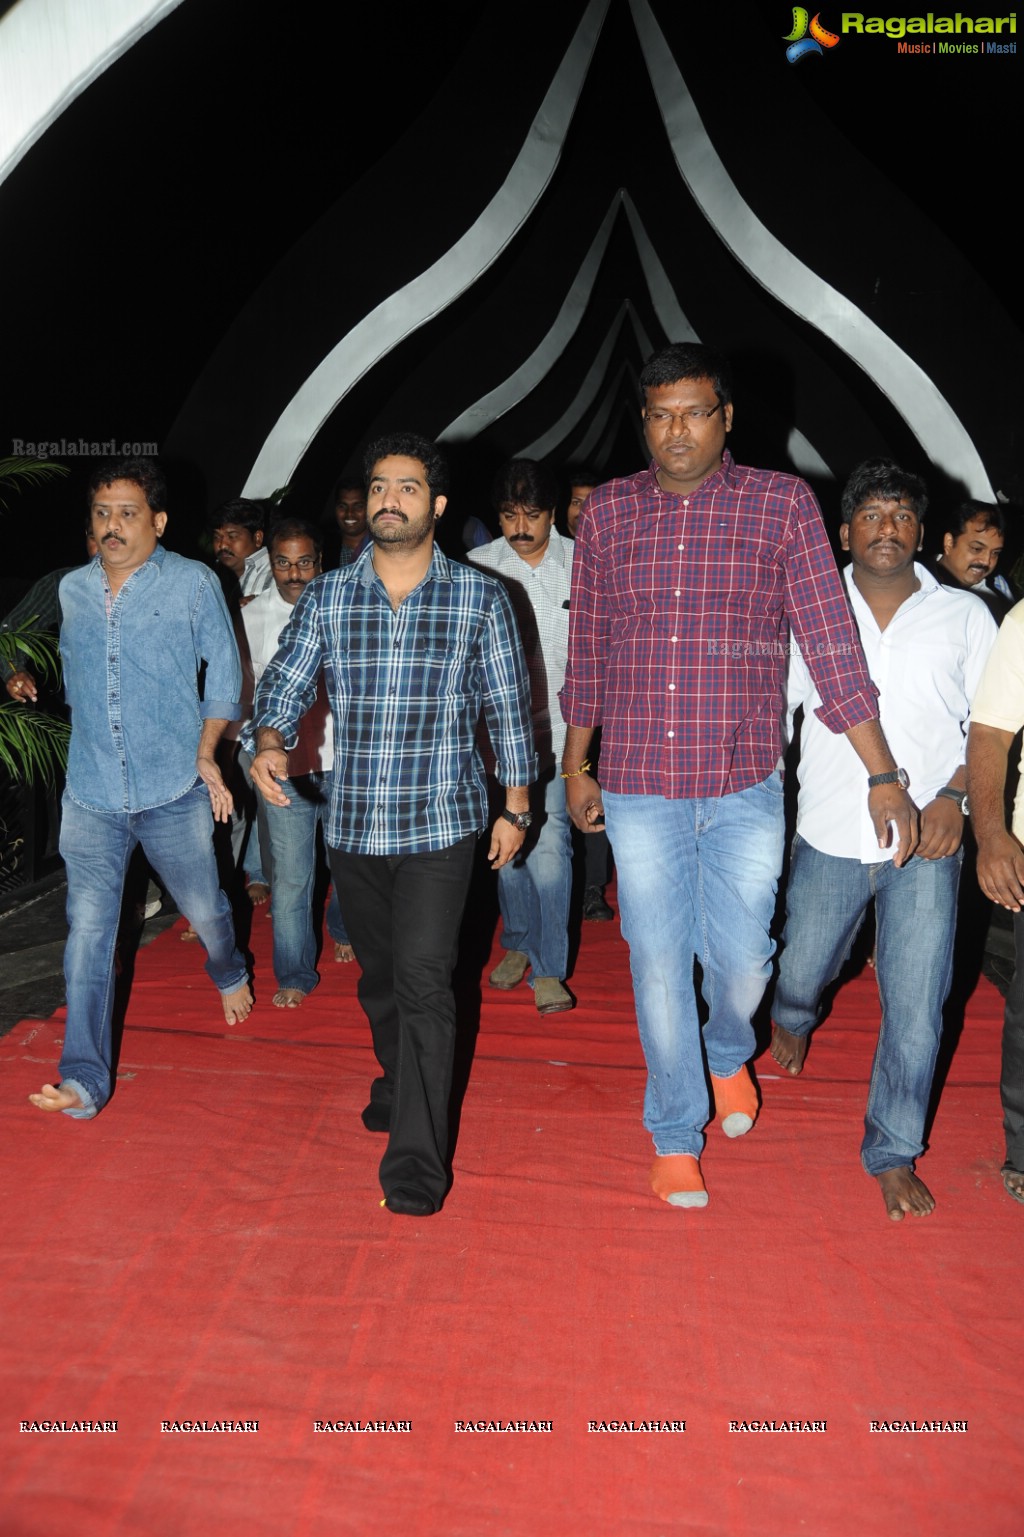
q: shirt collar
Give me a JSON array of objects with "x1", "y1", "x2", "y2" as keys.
[
  {"x1": 356, "y1": 541, "x2": 453, "y2": 591},
  {"x1": 843, "y1": 559, "x2": 937, "y2": 620},
  {"x1": 643, "y1": 448, "x2": 736, "y2": 499},
  {"x1": 88, "y1": 541, "x2": 166, "y2": 581}
]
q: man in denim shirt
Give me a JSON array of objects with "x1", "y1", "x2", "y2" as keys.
[{"x1": 29, "y1": 458, "x2": 252, "y2": 1121}]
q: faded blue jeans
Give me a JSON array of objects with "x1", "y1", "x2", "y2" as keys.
[
  {"x1": 260, "y1": 769, "x2": 339, "y2": 993},
  {"x1": 774, "y1": 834, "x2": 961, "y2": 1175},
  {"x1": 497, "y1": 768, "x2": 572, "y2": 982},
  {"x1": 603, "y1": 773, "x2": 786, "y2": 1157},
  {"x1": 58, "y1": 784, "x2": 248, "y2": 1118}
]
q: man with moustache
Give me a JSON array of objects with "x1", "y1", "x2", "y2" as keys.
[
  {"x1": 208, "y1": 497, "x2": 274, "y2": 598},
  {"x1": 242, "y1": 518, "x2": 344, "y2": 1008},
  {"x1": 934, "y1": 499, "x2": 1014, "y2": 624},
  {"x1": 250, "y1": 432, "x2": 535, "y2": 1216},
  {"x1": 561, "y1": 342, "x2": 919, "y2": 1210},
  {"x1": 29, "y1": 458, "x2": 251, "y2": 1122},
  {"x1": 771, "y1": 460, "x2": 996, "y2": 1220},
  {"x1": 469, "y1": 459, "x2": 574, "y2": 1014}
]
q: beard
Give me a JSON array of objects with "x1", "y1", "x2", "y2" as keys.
[{"x1": 369, "y1": 508, "x2": 434, "y2": 551}]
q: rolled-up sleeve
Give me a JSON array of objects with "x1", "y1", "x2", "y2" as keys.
[{"x1": 479, "y1": 581, "x2": 537, "y2": 787}]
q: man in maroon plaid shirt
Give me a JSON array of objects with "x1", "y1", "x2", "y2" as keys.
[{"x1": 560, "y1": 342, "x2": 918, "y2": 1209}]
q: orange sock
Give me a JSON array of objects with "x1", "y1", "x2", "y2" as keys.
[
  {"x1": 650, "y1": 1155, "x2": 708, "y2": 1208},
  {"x1": 711, "y1": 1065, "x2": 758, "y2": 1137}
]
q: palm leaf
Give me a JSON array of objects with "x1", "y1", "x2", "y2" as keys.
[
  {"x1": 0, "y1": 457, "x2": 69, "y2": 511},
  {"x1": 0, "y1": 623, "x2": 62, "y2": 686},
  {"x1": 0, "y1": 703, "x2": 70, "y2": 785}
]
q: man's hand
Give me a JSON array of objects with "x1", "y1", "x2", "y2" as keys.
[
  {"x1": 565, "y1": 771, "x2": 604, "y2": 834},
  {"x1": 5, "y1": 669, "x2": 38, "y2": 703},
  {"x1": 196, "y1": 753, "x2": 234, "y2": 823},
  {"x1": 976, "y1": 829, "x2": 1024, "y2": 911},
  {"x1": 916, "y1": 796, "x2": 964, "y2": 861},
  {"x1": 250, "y1": 747, "x2": 292, "y2": 807},
  {"x1": 867, "y1": 784, "x2": 920, "y2": 867},
  {"x1": 487, "y1": 816, "x2": 525, "y2": 869}
]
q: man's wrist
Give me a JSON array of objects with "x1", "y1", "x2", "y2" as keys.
[
  {"x1": 256, "y1": 728, "x2": 287, "y2": 756},
  {"x1": 504, "y1": 785, "x2": 529, "y2": 814}
]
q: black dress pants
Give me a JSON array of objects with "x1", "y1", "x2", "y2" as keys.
[{"x1": 329, "y1": 833, "x2": 476, "y2": 1210}]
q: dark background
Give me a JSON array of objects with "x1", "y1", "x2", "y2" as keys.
[{"x1": 2, "y1": 0, "x2": 1020, "y2": 586}]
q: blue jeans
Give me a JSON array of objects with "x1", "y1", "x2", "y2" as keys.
[
  {"x1": 261, "y1": 770, "x2": 334, "y2": 993},
  {"x1": 603, "y1": 774, "x2": 785, "y2": 1157},
  {"x1": 59, "y1": 784, "x2": 248, "y2": 1118},
  {"x1": 773, "y1": 834, "x2": 961, "y2": 1175},
  {"x1": 497, "y1": 769, "x2": 572, "y2": 981}
]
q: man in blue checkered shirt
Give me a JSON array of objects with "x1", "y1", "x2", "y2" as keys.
[{"x1": 251, "y1": 433, "x2": 535, "y2": 1216}]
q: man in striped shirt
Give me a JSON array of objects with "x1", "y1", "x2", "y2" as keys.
[
  {"x1": 560, "y1": 342, "x2": 919, "y2": 1210},
  {"x1": 251, "y1": 433, "x2": 535, "y2": 1217}
]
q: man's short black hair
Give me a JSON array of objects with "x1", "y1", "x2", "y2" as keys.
[
  {"x1": 207, "y1": 497, "x2": 266, "y2": 535},
  {"x1": 945, "y1": 498, "x2": 1005, "y2": 539},
  {"x1": 363, "y1": 433, "x2": 449, "y2": 506},
  {"x1": 269, "y1": 517, "x2": 323, "y2": 557},
  {"x1": 492, "y1": 458, "x2": 558, "y2": 513},
  {"x1": 563, "y1": 464, "x2": 602, "y2": 493},
  {"x1": 87, "y1": 457, "x2": 166, "y2": 513},
  {"x1": 639, "y1": 343, "x2": 734, "y2": 409},
  {"x1": 840, "y1": 459, "x2": 928, "y2": 524},
  {"x1": 333, "y1": 476, "x2": 365, "y2": 501}
]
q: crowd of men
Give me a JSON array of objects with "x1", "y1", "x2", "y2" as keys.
[{"x1": 10, "y1": 342, "x2": 1024, "y2": 1222}]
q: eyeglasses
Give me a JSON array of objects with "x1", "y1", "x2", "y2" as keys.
[
  {"x1": 272, "y1": 556, "x2": 318, "y2": 571},
  {"x1": 643, "y1": 405, "x2": 723, "y2": 427}
]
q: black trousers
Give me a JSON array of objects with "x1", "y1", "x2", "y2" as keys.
[
  {"x1": 1003, "y1": 909, "x2": 1024, "y2": 1173},
  {"x1": 328, "y1": 834, "x2": 476, "y2": 1210}
]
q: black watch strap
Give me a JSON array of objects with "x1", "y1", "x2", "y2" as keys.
[{"x1": 867, "y1": 768, "x2": 910, "y2": 790}]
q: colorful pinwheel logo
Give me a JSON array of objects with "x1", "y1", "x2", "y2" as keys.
[{"x1": 783, "y1": 8, "x2": 841, "y2": 62}]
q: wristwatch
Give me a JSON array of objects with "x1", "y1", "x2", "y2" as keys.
[
  {"x1": 935, "y1": 786, "x2": 969, "y2": 816},
  {"x1": 501, "y1": 809, "x2": 533, "y2": 831},
  {"x1": 867, "y1": 768, "x2": 910, "y2": 790}
]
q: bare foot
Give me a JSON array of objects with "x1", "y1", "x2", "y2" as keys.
[
  {"x1": 29, "y1": 1083, "x2": 84, "y2": 1113},
  {"x1": 1001, "y1": 1168, "x2": 1024, "y2": 1206},
  {"x1": 334, "y1": 942, "x2": 355, "y2": 963},
  {"x1": 770, "y1": 1022, "x2": 809, "y2": 1076},
  {"x1": 876, "y1": 1167, "x2": 935, "y2": 1221},
  {"x1": 221, "y1": 983, "x2": 253, "y2": 1024},
  {"x1": 180, "y1": 925, "x2": 199, "y2": 943},
  {"x1": 272, "y1": 988, "x2": 305, "y2": 1009},
  {"x1": 247, "y1": 882, "x2": 270, "y2": 907}
]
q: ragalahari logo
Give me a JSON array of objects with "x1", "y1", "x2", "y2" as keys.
[{"x1": 784, "y1": 8, "x2": 841, "y2": 62}]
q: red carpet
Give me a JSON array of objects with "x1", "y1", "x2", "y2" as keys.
[{"x1": 2, "y1": 895, "x2": 1021, "y2": 1536}]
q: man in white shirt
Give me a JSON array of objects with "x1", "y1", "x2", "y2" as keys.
[
  {"x1": 771, "y1": 459, "x2": 997, "y2": 1220},
  {"x1": 966, "y1": 599, "x2": 1024, "y2": 1206},
  {"x1": 243, "y1": 518, "x2": 335, "y2": 1007},
  {"x1": 469, "y1": 459, "x2": 574, "y2": 1014}
]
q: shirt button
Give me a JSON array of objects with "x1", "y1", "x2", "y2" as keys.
[
  {"x1": 668, "y1": 683, "x2": 676, "y2": 691},
  {"x1": 670, "y1": 636, "x2": 678, "y2": 643},
  {"x1": 667, "y1": 731, "x2": 675, "y2": 738},
  {"x1": 674, "y1": 589, "x2": 681, "y2": 596},
  {"x1": 677, "y1": 544, "x2": 684, "y2": 552}
]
